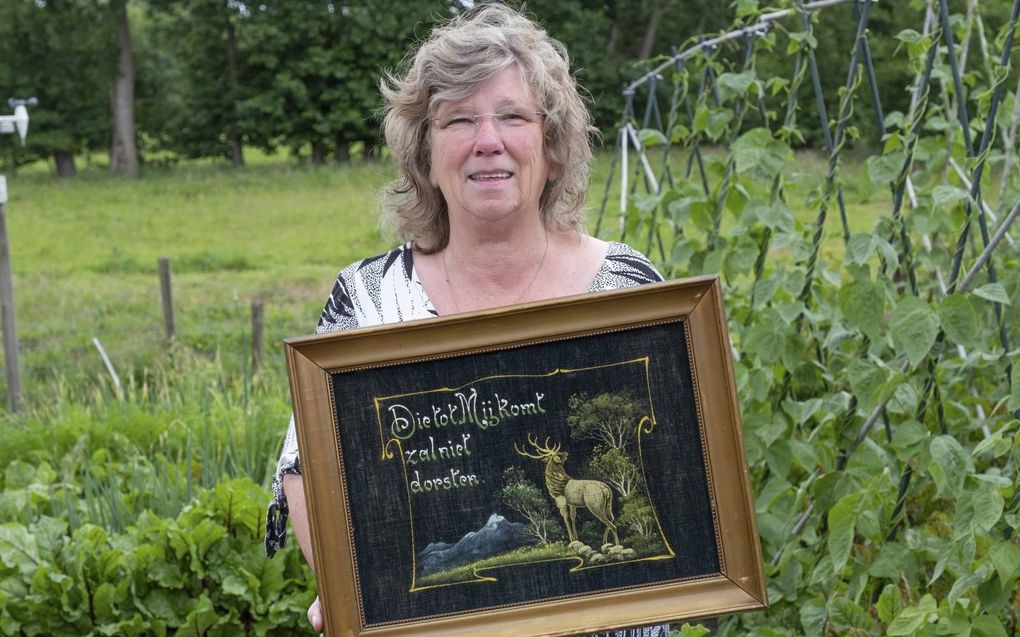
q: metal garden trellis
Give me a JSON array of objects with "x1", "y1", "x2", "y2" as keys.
[{"x1": 594, "y1": 0, "x2": 1020, "y2": 576}]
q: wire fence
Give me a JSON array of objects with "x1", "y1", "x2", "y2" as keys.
[{"x1": 0, "y1": 263, "x2": 318, "y2": 412}]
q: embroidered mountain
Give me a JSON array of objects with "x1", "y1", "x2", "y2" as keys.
[{"x1": 417, "y1": 513, "x2": 530, "y2": 576}]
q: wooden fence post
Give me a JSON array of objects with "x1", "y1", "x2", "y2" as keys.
[
  {"x1": 158, "y1": 257, "x2": 176, "y2": 339},
  {"x1": 251, "y1": 300, "x2": 264, "y2": 375},
  {"x1": 0, "y1": 175, "x2": 22, "y2": 412}
]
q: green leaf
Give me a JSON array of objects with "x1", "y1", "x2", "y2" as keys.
[
  {"x1": 140, "y1": 590, "x2": 181, "y2": 623},
  {"x1": 782, "y1": 398, "x2": 822, "y2": 426},
  {"x1": 845, "y1": 233, "x2": 878, "y2": 265},
  {"x1": 757, "y1": 201, "x2": 795, "y2": 232},
  {"x1": 972, "y1": 615, "x2": 1008, "y2": 637},
  {"x1": 789, "y1": 438, "x2": 818, "y2": 472},
  {"x1": 691, "y1": 105, "x2": 736, "y2": 142},
  {"x1": 221, "y1": 573, "x2": 250, "y2": 598},
  {"x1": 693, "y1": 104, "x2": 709, "y2": 134},
  {"x1": 876, "y1": 584, "x2": 905, "y2": 624},
  {"x1": 932, "y1": 185, "x2": 970, "y2": 208},
  {"x1": 937, "y1": 295, "x2": 979, "y2": 347},
  {"x1": 969, "y1": 482, "x2": 1004, "y2": 533},
  {"x1": 677, "y1": 623, "x2": 712, "y2": 637},
  {"x1": 892, "y1": 420, "x2": 928, "y2": 461},
  {"x1": 928, "y1": 435, "x2": 972, "y2": 498},
  {"x1": 764, "y1": 438, "x2": 793, "y2": 479},
  {"x1": 891, "y1": 296, "x2": 940, "y2": 367},
  {"x1": 637, "y1": 128, "x2": 668, "y2": 147},
  {"x1": 888, "y1": 382, "x2": 919, "y2": 416},
  {"x1": 947, "y1": 562, "x2": 994, "y2": 608},
  {"x1": 743, "y1": 312, "x2": 789, "y2": 365},
  {"x1": 4, "y1": 461, "x2": 38, "y2": 489},
  {"x1": 799, "y1": 596, "x2": 826, "y2": 636},
  {"x1": 972, "y1": 283, "x2": 1010, "y2": 305},
  {"x1": 732, "y1": 128, "x2": 789, "y2": 177},
  {"x1": 0, "y1": 523, "x2": 40, "y2": 576},
  {"x1": 896, "y1": 28, "x2": 924, "y2": 44},
  {"x1": 829, "y1": 596, "x2": 876, "y2": 633},
  {"x1": 827, "y1": 491, "x2": 861, "y2": 575},
  {"x1": 988, "y1": 540, "x2": 1020, "y2": 586},
  {"x1": 787, "y1": 31, "x2": 818, "y2": 54},
  {"x1": 735, "y1": 0, "x2": 759, "y2": 19},
  {"x1": 632, "y1": 193, "x2": 663, "y2": 215},
  {"x1": 839, "y1": 280, "x2": 884, "y2": 340},
  {"x1": 176, "y1": 594, "x2": 220, "y2": 637},
  {"x1": 887, "y1": 594, "x2": 937, "y2": 635},
  {"x1": 716, "y1": 71, "x2": 757, "y2": 101},
  {"x1": 866, "y1": 152, "x2": 903, "y2": 187},
  {"x1": 884, "y1": 111, "x2": 907, "y2": 130},
  {"x1": 93, "y1": 582, "x2": 118, "y2": 623},
  {"x1": 869, "y1": 542, "x2": 913, "y2": 578},
  {"x1": 671, "y1": 123, "x2": 691, "y2": 143},
  {"x1": 972, "y1": 429, "x2": 1011, "y2": 458},
  {"x1": 935, "y1": 609, "x2": 972, "y2": 636},
  {"x1": 848, "y1": 358, "x2": 887, "y2": 412}
]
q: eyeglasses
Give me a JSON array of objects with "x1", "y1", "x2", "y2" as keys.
[{"x1": 430, "y1": 110, "x2": 546, "y2": 134}]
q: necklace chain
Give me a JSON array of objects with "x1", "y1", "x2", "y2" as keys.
[{"x1": 441, "y1": 232, "x2": 550, "y2": 314}]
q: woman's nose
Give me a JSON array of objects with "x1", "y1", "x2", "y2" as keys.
[{"x1": 473, "y1": 116, "x2": 504, "y2": 153}]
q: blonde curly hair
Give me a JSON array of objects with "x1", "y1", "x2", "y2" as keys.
[{"x1": 380, "y1": 4, "x2": 596, "y2": 253}]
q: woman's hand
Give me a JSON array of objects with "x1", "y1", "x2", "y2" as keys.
[{"x1": 308, "y1": 596, "x2": 323, "y2": 632}]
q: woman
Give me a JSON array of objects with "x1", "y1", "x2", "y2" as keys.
[{"x1": 265, "y1": 5, "x2": 666, "y2": 635}]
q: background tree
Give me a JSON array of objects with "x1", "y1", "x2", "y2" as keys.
[
  {"x1": 500, "y1": 467, "x2": 561, "y2": 545},
  {"x1": 519, "y1": 0, "x2": 731, "y2": 134},
  {"x1": 6, "y1": 0, "x2": 1014, "y2": 173},
  {"x1": 0, "y1": 0, "x2": 115, "y2": 177},
  {"x1": 143, "y1": 0, "x2": 252, "y2": 165},
  {"x1": 237, "y1": 0, "x2": 447, "y2": 165},
  {"x1": 109, "y1": 0, "x2": 139, "y2": 176},
  {"x1": 566, "y1": 391, "x2": 645, "y2": 451}
]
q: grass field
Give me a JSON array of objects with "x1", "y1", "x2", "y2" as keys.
[
  {"x1": 1, "y1": 147, "x2": 890, "y2": 410},
  {"x1": 4, "y1": 157, "x2": 394, "y2": 398}
]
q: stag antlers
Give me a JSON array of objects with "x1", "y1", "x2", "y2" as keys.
[{"x1": 513, "y1": 433, "x2": 561, "y2": 459}]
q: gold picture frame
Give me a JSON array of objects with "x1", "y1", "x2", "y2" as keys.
[{"x1": 285, "y1": 275, "x2": 766, "y2": 636}]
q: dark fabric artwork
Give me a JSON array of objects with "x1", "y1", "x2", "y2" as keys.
[{"x1": 329, "y1": 321, "x2": 718, "y2": 627}]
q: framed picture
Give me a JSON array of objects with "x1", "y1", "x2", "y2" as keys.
[{"x1": 285, "y1": 275, "x2": 766, "y2": 637}]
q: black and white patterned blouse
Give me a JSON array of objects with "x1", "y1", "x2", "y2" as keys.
[{"x1": 264, "y1": 240, "x2": 667, "y2": 637}]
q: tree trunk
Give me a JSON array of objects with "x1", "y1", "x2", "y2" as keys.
[
  {"x1": 109, "y1": 0, "x2": 139, "y2": 177},
  {"x1": 605, "y1": 0, "x2": 619, "y2": 55},
  {"x1": 335, "y1": 140, "x2": 350, "y2": 163},
  {"x1": 225, "y1": 15, "x2": 244, "y2": 167},
  {"x1": 638, "y1": 3, "x2": 665, "y2": 60},
  {"x1": 311, "y1": 142, "x2": 327, "y2": 166},
  {"x1": 228, "y1": 138, "x2": 244, "y2": 167},
  {"x1": 54, "y1": 151, "x2": 77, "y2": 178}
]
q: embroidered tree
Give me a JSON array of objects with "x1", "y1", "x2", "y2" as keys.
[
  {"x1": 566, "y1": 391, "x2": 646, "y2": 451},
  {"x1": 618, "y1": 493, "x2": 656, "y2": 539},
  {"x1": 586, "y1": 446, "x2": 643, "y2": 498},
  {"x1": 500, "y1": 467, "x2": 560, "y2": 545}
]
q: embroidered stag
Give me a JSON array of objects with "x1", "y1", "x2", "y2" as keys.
[{"x1": 514, "y1": 434, "x2": 620, "y2": 546}]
